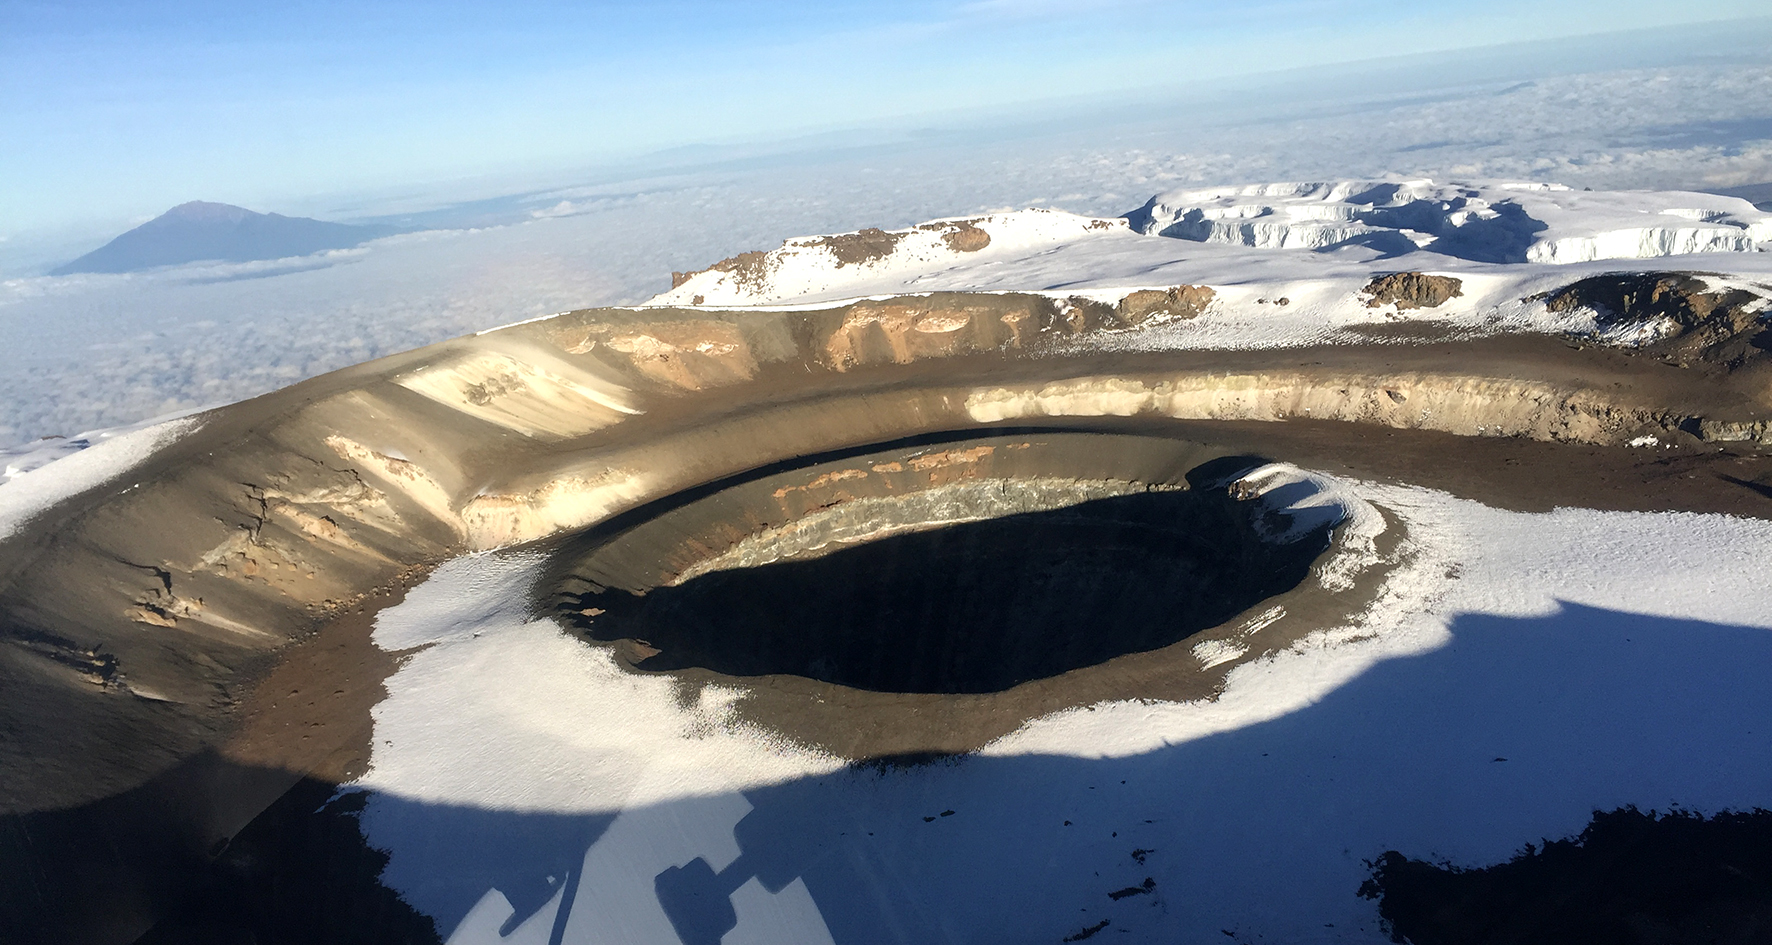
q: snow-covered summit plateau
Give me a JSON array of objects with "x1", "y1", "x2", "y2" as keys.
[
  {"x1": 1128, "y1": 180, "x2": 1772, "y2": 264},
  {"x1": 653, "y1": 179, "x2": 1772, "y2": 308}
]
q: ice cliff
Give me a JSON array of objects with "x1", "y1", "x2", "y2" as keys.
[{"x1": 1127, "y1": 180, "x2": 1772, "y2": 264}]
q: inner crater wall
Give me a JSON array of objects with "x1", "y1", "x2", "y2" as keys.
[
  {"x1": 545, "y1": 432, "x2": 1328, "y2": 696},
  {"x1": 543, "y1": 432, "x2": 1223, "y2": 596}
]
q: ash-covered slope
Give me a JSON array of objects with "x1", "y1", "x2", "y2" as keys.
[{"x1": 50, "y1": 201, "x2": 400, "y2": 276}]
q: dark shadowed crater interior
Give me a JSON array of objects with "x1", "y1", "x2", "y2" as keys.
[{"x1": 568, "y1": 483, "x2": 1326, "y2": 694}]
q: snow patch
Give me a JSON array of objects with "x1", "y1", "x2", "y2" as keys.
[
  {"x1": 0, "y1": 409, "x2": 203, "y2": 483},
  {"x1": 354, "y1": 552, "x2": 842, "y2": 814},
  {"x1": 984, "y1": 488, "x2": 1772, "y2": 762},
  {"x1": 0, "y1": 415, "x2": 200, "y2": 542},
  {"x1": 1227, "y1": 462, "x2": 1387, "y2": 592}
]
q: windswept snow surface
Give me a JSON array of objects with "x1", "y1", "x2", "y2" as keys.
[
  {"x1": 354, "y1": 552, "x2": 846, "y2": 941},
  {"x1": 0, "y1": 408, "x2": 207, "y2": 483},
  {"x1": 352, "y1": 486, "x2": 1772, "y2": 944},
  {"x1": 360, "y1": 552, "x2": 842, "y2": 814},
  {"x1": 1227, "y1": 462, "x2": 1387, "y2": 593},
  {"x1": 0, "y1": 414, "x2": 199, "y2": 541}
]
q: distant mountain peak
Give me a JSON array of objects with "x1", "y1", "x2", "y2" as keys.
[
  {"x1": 158, "y1": 201, "x2": 258, "y2": 225},
  {"x1": 51, "y1": 202, "x2": 399, "y2": 276}
]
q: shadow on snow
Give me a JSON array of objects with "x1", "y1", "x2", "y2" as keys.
[
  {"x1": 346, "y1": 602, "x2": 1772, "y2": 943},
  {"x1": 16, "y1": 602, "x2": 1765, "y2": 944}
]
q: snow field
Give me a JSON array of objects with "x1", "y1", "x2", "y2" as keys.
[
  {"x1": 353, "y1": 484, "x2": 1772, "y2": 944},
  {"x1": 652, "y1": 181, "x2": 1772, "y2": 317},
  {"x1": 1127, "y1": 180, "x2": 1772, "y2": 264}
]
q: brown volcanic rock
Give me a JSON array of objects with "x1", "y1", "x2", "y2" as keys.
[
  {"x1": 1542, "y1": 272, "x2": 1771, "y2": 369},
  {"x1": 1363, "y1": 272, "x2": 1465, "y2": 310},
  {"x1": 669, "y1": 226, "x2": 915, "y2": 293},
  {"x1": 807, "y1": 227, "x2": 904, "y2": 267},
  {"x1": 1116, "y1": 285, "x2": 1215, "y2": 324},
  {"x1": 918, "y1": 219, "x2": 992, "y2": 253},
  {"x1": 672, "y1": 248, "x2": 775, "y2": 293}
]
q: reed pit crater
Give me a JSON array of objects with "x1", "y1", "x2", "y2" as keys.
[{"x1": 549, "y1": 433, "x2": 1339, "y2": 696}]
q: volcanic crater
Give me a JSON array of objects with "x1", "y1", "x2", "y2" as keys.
[
  {"x1": 5, "y1": 264, "x2": 1772, "y2": 944},
  {"x1": 555, "y1": 436, "x2": 1334, "y2": 697}
]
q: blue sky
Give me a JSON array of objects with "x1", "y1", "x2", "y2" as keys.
[{"x1": 2, "y1": 0, "x2": 1766, "y2": 238}]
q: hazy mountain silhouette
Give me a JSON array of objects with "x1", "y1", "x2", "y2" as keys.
[
  {"x1": 51, "y1": 201, "x2": 401, "y2": 275},
  {"x1": 1704, "y1": 181, "x2": 1772, "y2": 211}
]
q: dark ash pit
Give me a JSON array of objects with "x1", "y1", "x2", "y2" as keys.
[{"x1": 567, "y1": 473, "x2": 1326, "y2": 695}]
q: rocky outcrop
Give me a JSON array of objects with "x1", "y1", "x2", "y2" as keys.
[
  {"x1": 1363, "y1": 273, "x2": 1464, "y2": 310},
  {"x1": 1542, "y1": 273, "x2": 1771, "y2": 369},
  {"x1": 919, "y1": 219, "x2": 991, "y2": 252},
  {"x1": 1048, "y1": 287, "x2": 1215, "y2": 334},
  {"x1": 666, "y1": 228, "x2": 907, "y2": 295},
  {"x1": 653, "y1": 210, "x2": 1126, "y2": 305},
  {"x1": 1117, "y1": 285, "x2": 1216, "y2": 323},
  {"x1": 1544, "y1": 273, "x2": 1760, "y2": 334},
  {"x1": 807, "y1": 227, "x2": 904, "y2": 267},
  {"x1": 671, "y1": 248, "x2": 774, "y2": 293}
]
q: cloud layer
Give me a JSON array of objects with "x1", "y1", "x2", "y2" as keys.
[{"x1": 1, "y1": 57, "x2": 1769, "y2": 446}]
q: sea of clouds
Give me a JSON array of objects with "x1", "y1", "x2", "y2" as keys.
[{"x1": 1, "y1": 55, "x2": 1769, "y2": 448}]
